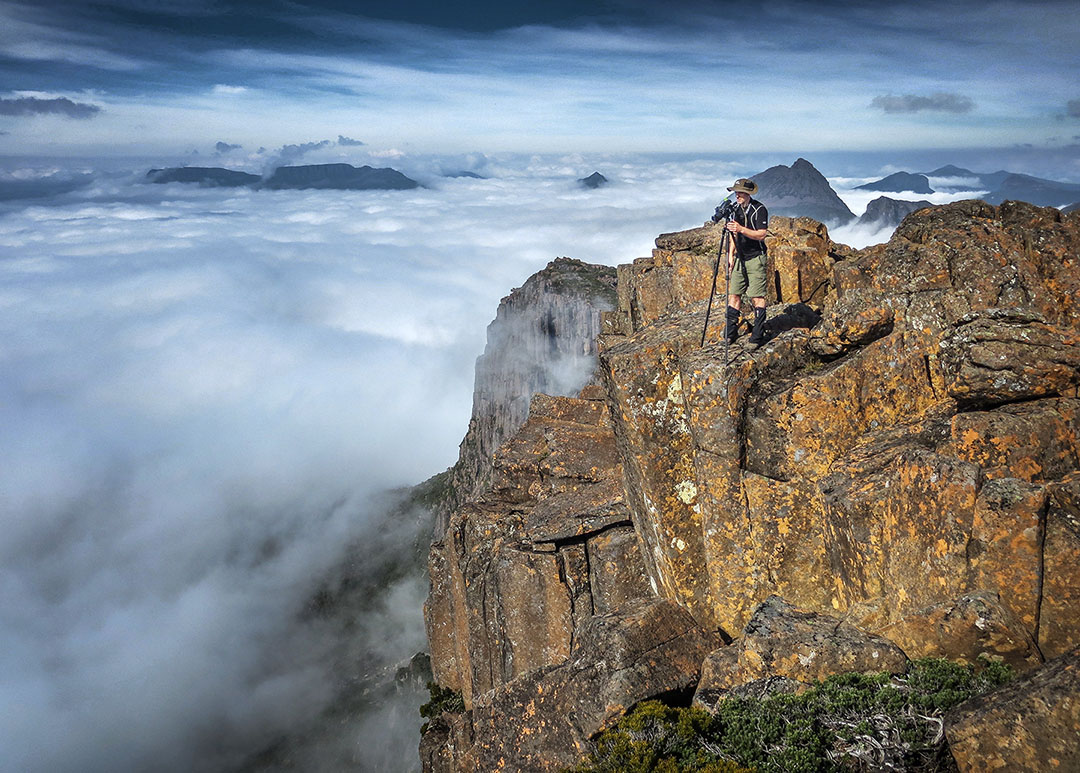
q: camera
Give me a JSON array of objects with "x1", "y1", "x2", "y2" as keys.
[{"x1": 711, "y1": 198, "x2": 738, "y2": 223}]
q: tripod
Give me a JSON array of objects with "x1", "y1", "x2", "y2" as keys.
[{"x1": 700, "y1": 218, "x2": 735, "y2": 365}]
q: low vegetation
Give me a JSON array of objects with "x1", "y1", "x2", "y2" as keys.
[
  {"x1": 567, "y1": 657, "x2": 1013, "y2": 773},
  {"x1": 420, "y1": 681, "x2": 466, "y2": 734}
]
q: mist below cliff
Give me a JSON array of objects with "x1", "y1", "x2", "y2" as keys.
[{"x1": 0, "y1": 154, "x2": 753, "y2": 772}]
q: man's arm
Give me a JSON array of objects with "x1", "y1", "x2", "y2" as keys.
[{"x1": 727, "y1": 221, "x2": 767, "y2": 241}]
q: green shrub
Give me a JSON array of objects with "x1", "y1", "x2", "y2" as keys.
[
  {"x1": 568, "y1": 657, "x2": 1013, "y2": 773},
  {"x1": 419, "y1": 681, "x2": 465, "y2": 734}
]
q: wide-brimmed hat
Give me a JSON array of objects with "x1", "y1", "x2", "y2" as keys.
[{"x1": 727, "y1": 178, "x2": 758, "y2": 195}]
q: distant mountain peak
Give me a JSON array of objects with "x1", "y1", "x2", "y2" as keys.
[
  {"x1": 858, "y1": 196, "x2": 934, "y2": 228},
  {"x1": 579, "y1": 171, "x2": 608, "y2": 189},
  {"x1": 856, "y1": 172, "x2": 933, "y2": 195},
  {"x1": 147, "y1": 163, "x2": 420, "y2": 191},
  {"x1": 750, "y1": 158, "x2": 855, "y2": 225}
]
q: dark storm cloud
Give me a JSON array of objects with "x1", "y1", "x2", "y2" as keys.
[
  {"x1": 1068, "y1": 99, "x2": 1080, "y2": 118},
  {"x1": 0, "y1": 96, "x2": 101, "y2": 118},
  {"x1": 871, "y1": 93, "x2": 975, "y2": 114},
  {"x1": 215, "y1": 141, "x2": 242, "y2": 152}
]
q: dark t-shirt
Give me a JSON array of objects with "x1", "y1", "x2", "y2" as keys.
[{"x1": 734, "y1": 198, "x2": 768, "y2": 259}]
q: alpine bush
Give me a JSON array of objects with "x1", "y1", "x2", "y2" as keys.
[{"x1": 567, "y1": 657, "x2": 1013, "y2": 773}]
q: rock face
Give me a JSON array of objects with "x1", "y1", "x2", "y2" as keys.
[
  {"x1": 423, "y1": 386, "x2": 711, "y2": 770},
  {"x1": 858, "y1": 196, "x2": 934, "y2": 229},
  {"x1": 426, "y1": 386, "x2": 659, "y2": 702},
  {"x1": 443, "y1": 258, "x2": 617, "y2": 532},
  {"x1": 751, "y1": 157, "x2": 856, "y2": 225},
  {"x1": 422, "y1": 200, "x2": 1080, "y2": 771}
]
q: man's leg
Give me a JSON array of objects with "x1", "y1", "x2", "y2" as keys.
[
  {"x1": 749, "y1": 297, "x2": 767, "y2": 344},
  {"x1": 726, "y1": 270, "x2": 746, "y2": 344}
]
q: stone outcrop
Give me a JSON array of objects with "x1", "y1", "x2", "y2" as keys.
[
  {"x1": 423, "y1": 200, "x2": 1080, "y2": 771},
  {"x1": 442, "y1": 258, "x2": 617, "y2": 534},
  {"x1": 598, "y1": 201, "x2": 1080, "y2": 665},
  {"x1": 945, "y1": 646, "x2": 1080, "y2": 772}
]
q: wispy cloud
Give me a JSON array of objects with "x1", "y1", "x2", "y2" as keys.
[
  {"x1": 0, "y1": 95, "x2": 101, "y2": 118},
  {"x1": 871, "y1": 92, "x2": 975, "y2": 114},
  {"x1": 211, "y1": 84, "x2": 247, "y2": 95}
]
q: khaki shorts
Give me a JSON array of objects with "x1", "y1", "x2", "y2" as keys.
[{"x1": 730, "y1": 253, "x2": 768, "y2": 299}]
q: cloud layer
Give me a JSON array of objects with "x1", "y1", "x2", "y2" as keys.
[{"x1": 0, "y1": 152, "x2": 764, "y2": 772}]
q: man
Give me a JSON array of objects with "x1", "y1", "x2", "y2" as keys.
[{"x1": 722, "y1": 178, "x2": 769, "y2": 346}]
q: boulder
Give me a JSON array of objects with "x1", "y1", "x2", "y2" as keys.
[
  {"x1": 874, "y1": 591, "x2": 1042, "y2": 672},
  {"x1": 693, "y1": 597, "x2": 907, "y2": 711},
  {"x1": 945, "y1": 646, "x2": 1080, "y2": 772}
]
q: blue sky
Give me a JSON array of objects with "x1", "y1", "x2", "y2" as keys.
[{"x1": 1, "y1": 0, "x2": 1078, "y2": 172}]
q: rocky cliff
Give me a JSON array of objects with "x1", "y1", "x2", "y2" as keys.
[
  {"x1": 422, "y1": 201, "x2": 1080, "y2": 772},
  {"x1": 440, "y1": 258, "x2": 617, "y2": 535}
]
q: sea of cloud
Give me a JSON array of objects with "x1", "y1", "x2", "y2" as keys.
[{"x1": 0, "y1": 152, "x2": 759, "y2": 772}]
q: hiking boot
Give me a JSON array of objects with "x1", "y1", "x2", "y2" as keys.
[
  {"x1": 724, "y1": 306, "x2": 740, "y2": 344},
  {"x1": 749, "y1": 306, "x2": 767, "y2": 346}
]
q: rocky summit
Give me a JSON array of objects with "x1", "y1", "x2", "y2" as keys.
[{"x1": 421, "y1": 200, "x2": 1080, "y2": 772}]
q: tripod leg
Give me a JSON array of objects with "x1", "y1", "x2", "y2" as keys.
[
  {"x1": 721, "y1": 229, "x2": 733, "y2": 364},
  {"x1": 700, "y1": 227, "x2": 725, "y2": 347}
]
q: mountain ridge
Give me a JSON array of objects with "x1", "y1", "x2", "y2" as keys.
[{"x1": 147, "y1": 162, "x2": 420, "y2": 190}]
